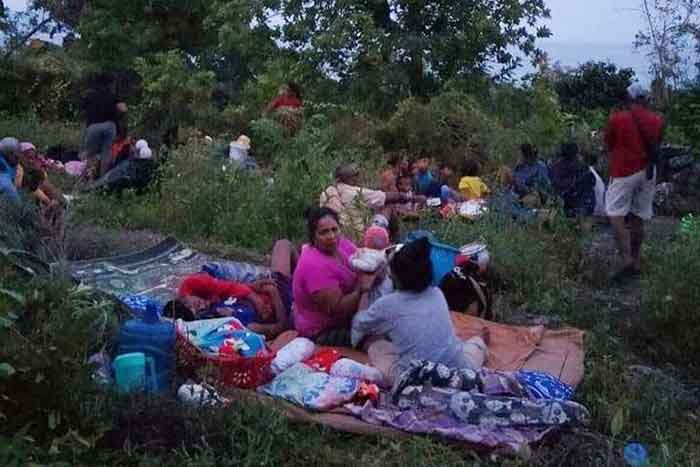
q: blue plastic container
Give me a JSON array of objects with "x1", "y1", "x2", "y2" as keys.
[
  {"x1": 623, "y1": 443, "x2": 648, "y2": 466},
  {"x1": 404, "y1": 231, "x2": 460, "y2": 285},
  {"x1": 116, "y1": 303, "x2": 175, "y2": 393},
  {"x1": 113, "y1": 352, "x2": 147, "y2": 394},
  {"x1": 428, "y1": 241, "x2": 460, "y2": 285}
]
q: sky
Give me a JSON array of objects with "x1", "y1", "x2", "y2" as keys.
[
  {"x1": 4, "y1": 0, "x2": 653, "y2": 81},
  {"x1": 539, "y1": 0, "x2": 651, "y2": 82}
]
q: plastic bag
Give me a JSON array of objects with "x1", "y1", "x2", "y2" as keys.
[{"x1": 330, "y1": 358, "x2": 384, "y2": 384}]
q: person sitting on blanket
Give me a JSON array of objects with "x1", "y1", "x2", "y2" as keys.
[
  {"x1": 458, "y1": 159, "x2": 490, "y2": 200},
  {"x1": 393, "y1": 174, "x2": 421, "y2": 219},
  {"x1": 0, "y1": 137, "x2": 21, "y2": 203},
  {"x1": 320, "y1": 163, "x2": 424, "y2": 242},
  {"x1": 18, "y1": 142, "x2": 66, "y2": 211},
  {"x1": 513, "y1": 143, "x2": 551, "y2": 207},
  {"x1": 351, "y1": 237, "x2": 489, "y2": 386},
  {"x1": 549, "y1": 142, "x2": 596, "y2": 218},
  {"x1": 292, "y1": 207, "x2": 378, "y2": 347},
  {"x1": 164, "y1": 240, "x2": 295, "y2": 339}
]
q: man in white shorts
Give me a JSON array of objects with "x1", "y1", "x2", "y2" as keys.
[{"x1": 604, "y1": 84, "x2": 664, "y2": 279}]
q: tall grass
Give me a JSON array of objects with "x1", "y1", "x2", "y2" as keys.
[{"x1": 0, "y1": 114, "x2": 81, "y2": 149}]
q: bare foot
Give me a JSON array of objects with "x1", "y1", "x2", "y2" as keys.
[{"x1": 480, "y1": 327, "x2": 491, "y2": 346}]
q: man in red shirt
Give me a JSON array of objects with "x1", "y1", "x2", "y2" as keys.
[{"x1": 604, "y1": 84, "x2": 664, "y2": 278}]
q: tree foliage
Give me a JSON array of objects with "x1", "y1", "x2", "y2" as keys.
[
  {"x1": 134, "y1": 50, "x2": 216, "y2": 134},
  {"x1": 636, "y1": 0, "x2": 700, "y2": 103},
  {"x1": 280, "y1": 0, "x2": 552, "y2": 97},
  {"x1": 553, "y1": 61, "x2": 636, "y2": 114}
]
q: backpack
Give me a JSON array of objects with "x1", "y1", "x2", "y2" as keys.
[{"x1": 438, "y1": 263, "x2": 493, "y2": 320}]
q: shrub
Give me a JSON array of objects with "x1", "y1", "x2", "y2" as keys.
[
  {"x1": 134, "y1": 50, "x2": 216, "y2": 137},
  {"x1": 378, "y1": 93, "x2": 498, "y2": 167},
  {"x1": 637, "y1": 221, "x2": 700, "y2": 376},
  {"x1": 248, "y1": 117, "x2": 286, "y2": 162},
  {"x1": 0, "y1": 114, "x2": 81, "y2": 150}
]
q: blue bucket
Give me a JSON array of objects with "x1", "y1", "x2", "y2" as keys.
[{"x1": 404, "y1": 231, "x2": 459, "y2": 285}]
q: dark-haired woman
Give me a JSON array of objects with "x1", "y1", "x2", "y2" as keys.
[
  {"x1": 292, "y1": 207, "x2": 376, "y2": 346},
  {"x1": 351, "y1": 237, "x2": 487, "y2": 385},
  {"x1": 163, "y1": 240, "x2": 295, "y2": 339}
]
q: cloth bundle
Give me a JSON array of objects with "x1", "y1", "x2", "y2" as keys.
[
  {"x1": 271, "y1": 337, "x2": 316, "y2": 375},
  {"x1": 350, "y1": 248, "x2": 387, "y2": 273}
]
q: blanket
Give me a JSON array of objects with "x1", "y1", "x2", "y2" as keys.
[
  {"x1": 271, "y1": 313, "x2": 585, "y2": 388},
  {"x1": 69, "y1": 238, "x2": 269, "y2": 304},
  {"x1": 450, "y1": 314, "x2": 585, "y2": 387}
]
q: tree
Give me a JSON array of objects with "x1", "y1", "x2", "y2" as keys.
[
  {"x1": 553, "y1": 61, "x2": 636, "y2": 114},
  {"x1": 636, "y1": 0, "x2": 700, "y2": 104},
  {"x1": 280, "y1": 0, "x2": 551, "y2": 98},
  {"x1": 0, "y1": 8, "x2": 54, "y2": 61}
]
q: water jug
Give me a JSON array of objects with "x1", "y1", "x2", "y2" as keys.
[{"x1": 116, "y1": 302, "x2": 175, "y2": 393}]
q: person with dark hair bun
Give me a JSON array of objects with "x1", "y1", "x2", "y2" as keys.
[
  {"x1": 292, "y1": 206, "x2": 376, "y2": 346},
  {"x1": 513, "y1": 143, "x2": 551, "y2": 206},
  {"x1": 351, "y1": 237, "x2": 488, "y2": 385},
  {"x1": 549, "y1": 142, "x2": 596, "y2": 218}
]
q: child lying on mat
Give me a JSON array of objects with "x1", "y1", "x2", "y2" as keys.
[
  {"x1": 351, "y1": 237, "x2": 488, "y2": 386},
  {"x1": 163, "y1": 240, "x2": 295, "y2": 339}
]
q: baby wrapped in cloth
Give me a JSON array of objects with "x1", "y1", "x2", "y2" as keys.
[{"x1": 350, "y1": 226, "x2": 394, "y2": 305}]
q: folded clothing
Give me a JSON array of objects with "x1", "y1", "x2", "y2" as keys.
[
  {"x1": 516, "y1": 370, "x2": 573, "y2": 401},
  {"x1": 259, "y1": 363, "x2": 360, "y2": 411},
  {"x1": 271, "y1": 337, "x2": 315, "y2": 375},
  {"x1": 304, "y1": 348, "x2": 343, "y2": 373},
  {"x1": 330, "y1": 358, "x2": 384, "y2": 384},
  {"x1": 119, "y1": 294, "x2": 162, "y2": 319},
  {"x1": 199, "y1": 297, "x2": 258, "y2": 325},
  {"x1": 201, "y1": 262, "x2": 270, "y2": 283},
  {"x1": 196, "y1": 324, "x2": 265, "y2": 357}
]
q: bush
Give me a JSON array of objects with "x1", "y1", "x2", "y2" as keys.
[
  {"x1": 378, "y1": 93, "x2": 498, "y2": 167},
  {"x1": 248, "y1": 117, "x2": 286, "y2": 162},
  {"x1": 72, "y1": 118, "x2": 338, "y2": 251},
  {"x1": 0, "y1": 114, "x2": 81, "y2": 150},
  {"x1": 637, "y1": 221, "x2": 700, "y2": 376}
]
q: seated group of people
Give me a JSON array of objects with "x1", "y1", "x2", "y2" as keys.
[
  {"x1": 505, "y1": 143, "x2": 605, "y2": 218},
  {"x1": 374, "y1": 142, "x2": 605, "y2": 224},
  {"x1": 165, "y1": 207, "x2": 490, "y2": 385},
  {"x1": 0, "y1": 137, "x2": 66, "y2": 229}
]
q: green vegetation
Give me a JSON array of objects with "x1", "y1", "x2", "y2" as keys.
[{"x1": 2, "y1": 0, "x2": 700, "y2": 464}]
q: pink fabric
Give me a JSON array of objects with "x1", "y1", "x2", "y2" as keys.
[
  {"x1": 65, "y1": 161, "x2": 87, "y2": 176},
  {"x1": 293, "y1": 238, "x2": 358, "y2": 338}
]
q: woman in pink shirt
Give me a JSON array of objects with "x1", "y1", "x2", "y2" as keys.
[{"x1": 292, "y1": 207, "x2": 376, "y2": 346}]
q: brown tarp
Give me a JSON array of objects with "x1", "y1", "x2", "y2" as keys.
[{"x1": 271, "y1": 313, "x2": 585, "y2": 387}]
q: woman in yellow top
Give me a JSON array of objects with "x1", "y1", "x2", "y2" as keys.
[{"x1": 458, "y1": 160, "x2": 490, "y2": 200}]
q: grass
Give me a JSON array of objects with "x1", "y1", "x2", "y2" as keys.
[{"x1": 2, "y1": 113, "x2": 700, "y2": 466}]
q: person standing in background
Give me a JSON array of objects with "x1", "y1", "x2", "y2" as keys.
[
  {"x1": 81, "y1": 73, "x2": 128, "y2": 179},
  {"x1": 604, "y1": 84, "x2": 664, "y2": 279}
]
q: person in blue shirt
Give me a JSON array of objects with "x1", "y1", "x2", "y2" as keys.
[
  {"x1": 412, "y1": 154, "x2": 435, "y2": 196},
  {"x1": 0, "y1": 137, "x2": 20, "y2": 203},
  {"x1": 512, "y1": 143, "x2": 551, "y2": 207}
]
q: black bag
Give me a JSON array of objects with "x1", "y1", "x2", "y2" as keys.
[
  {"x1": 438, "y1": 263, "x2": 493, "y2": 320},
  {"x1": 630, "y1": 109, "x2": 663, "y2": 180}
]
